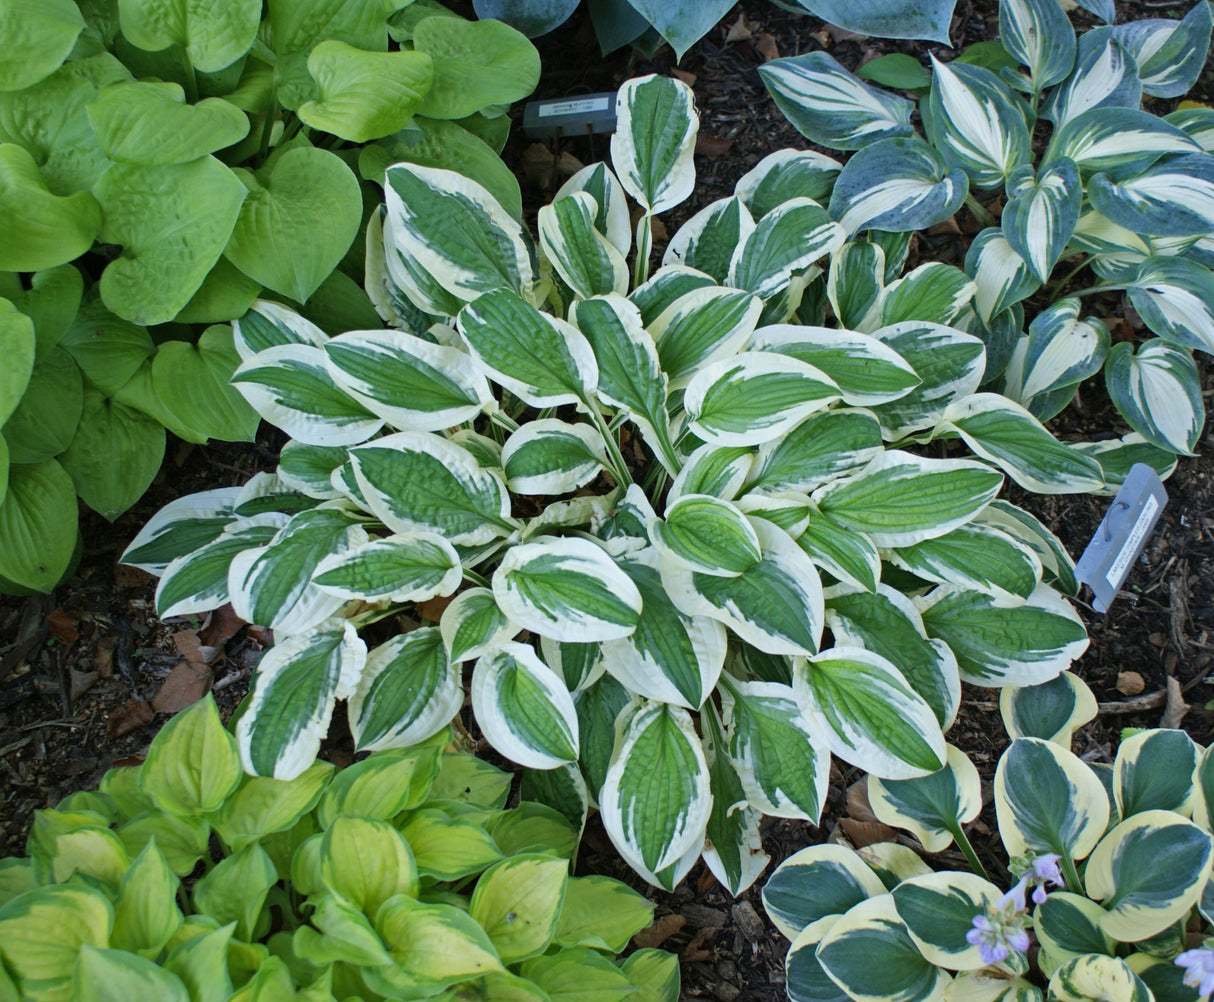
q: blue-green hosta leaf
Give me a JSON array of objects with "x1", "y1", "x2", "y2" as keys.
[
  {"x1": 813, "y1": 450, "x2": 1002, "y2": 548},
  {"x1": 1110, "y1": 1, "x2": 1214, "y2": 99},
  {"x1": 827, "y1": 241, "x2": 885, "y2": 332},
  {"x1": 829, "y1": 136, "x2": 968, "y2": 236},
  {"x1": 350, "y1": 629, "x2": 462, "y2": 754},
  {"x1": 795, "y1": 645, "x2": 946, "y2": 779},
  {"x1": 1013, "y1": 297, "x2": 1110, "y2": 403},
  {"x1": 999, "y1": 0, "x2": 1074, "y2": 91},
  {"x1": 735, "y1": 149, "x2": 843, "y2": 219},
  {"x1": 748, "y1": 408, "x2": 883, "y2": 494},
  {"x1": 890, "y1": 521, "x2": 1041, "y2": 607},
  {"x1": 651, "y1": 494, "x2": 761, "y2": 576},
  {"x1": 493, "y1": 536, "x2": 641, "y2": 643},
  {"x1": 663, "y1": 196, "x2": 755, "y2": 283},
  {"x1": 999, "y1": 670, "x2": 1098, "y2": 745},
  {"x1": 1114, "y1": 728, "x2": 1199, "y2": 819},
  {"x1": 237, "y1": 621, "x2": 365, "y2": 779},
  {"x1": 1085, "y1": 810, "x2": 1214, "y2": 941},
  {"x1": 817, "y1": 895, "x2": 952, "y2": 1002},
  {"x1": 121, "y1": 486, "x2": 241, "y2": 574},
  {"x1": 1125, "y1": 256, "x2": 1214, "y2": 354},
  {"x1": 869, "y1": 744, "x2": 982, "y2": 853},
  {"x1": 1089, "y1": 153, "x2": 1214, "y2": 239},
  {"x1": 1046, "y1": 108, "x2": 1201, "y2": 180},
  {"x1": 539, "y1": 191, "x2": 628, "y2": 299},
  {"x1": 685, "y1": 352, "x2": 841, "y2": 448},
  {"x1": 728, "y1": 197, "x2": 845, "y2": 300},
  {"x1": 881, "y1": 262, "x2": 976, "y2": 327},
  {"x1": 383, "y1": 163, "x2": 536, "y2": 304},
  {"x1": 1033, "y1": 892, "x2": 1116, "y2": 973},
  {"x1": 555, "y1": 162, "x2": 632, "y2": 257},
  {"x1": 964, "y1": 227, "x2": 1041, "y2": 323},
  {"x1": 800, "y1": 0, "x2": 956, "y2": 43},
  {"x1": 940, "y1": 393, "x2": 1105, "y2": 494},
  {"x1": 892, "y1": 870, "x2": 1003, "y2": 971},
  {"x1": 762, "y1": 843, "x2": 885, "y2": 941},
  {"x1": 501, "y1": 418, "x2": 607, "y2": 495},
  {"x1": 232, "y1": 344, "x2": 382, "y2": 446},
  {"x1": 600, "y1": 701, "x2": 711, "y2": 878},
  {"x1": 458, "y1": 287, "x2": 598, "y2": 407},
  {"x1": 1166, "y1": 106, "x2": 1214, "y2": 152},
  {"x1": 996, "y1": 737, "x2": 1109, "y2": 862},
  {"x1": 312, "y1": 531, "x2": 462, "y2": 604},
  {"x1": 232, "y1": 300, "x2": 328, "y2": 360},
  {"x1": 155, "y1": 517, "x2": 282, "y2": 619},
  {"x1": 649, "y1": 286, "x2": 762, "y2": 390},
  {"x1": 1105, "y1": 339, "x2": 1204, "y2": 455},
  {"x1": 661, "y1": 516, "x2": 824, "y2": 658},
  {"x1": 757, "y1": 52, "x2": 914, "y2": 152},
  {"x1": 721, "y1": 679, "x2": 829, "y2": 821},
  {"x1": 784, "y1": 915, "x2": 852, "y2": 1002},
  {"x1": 1042, "y1": 31, "x2": 1140, "y2": 129},
  {"x1": 609, "y1": 74, "x2": 697, "y2": 215},
  {"x1": 1001, "y1": 159, "x2": 1081, "y2": 283},
  {"x1": 701, "y1": 705, "x2": 769, "y2": 897}
]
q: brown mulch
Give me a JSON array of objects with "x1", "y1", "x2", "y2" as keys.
[{"x1": 3, "y1": 3, "x2": 1214, "y2": 1000}]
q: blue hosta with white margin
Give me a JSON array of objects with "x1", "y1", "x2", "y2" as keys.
[
  {"x1": 766, "y1": 715, "x2": 1214, "y2": 1002},
  {"x1": 125, "y1": 75, "x2": 1095, "y2": 894},
  {"x1": 760, "y1": 0, "x2": 1214, "y2": 468}
]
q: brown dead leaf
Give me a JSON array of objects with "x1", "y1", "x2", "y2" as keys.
[
  {"x1": 1160, "y1": 675, "x2": 1189, "y2": 729},
  {"x1": 521, "y1": 142, "x2": 555, "y2": 189},
  {"x1": 650, "y1": 216, "x2": 668, "y2": 243},
  {"x1": 927, "y1": 217, "x2": 962, "y2": 236},
  {"x1": 754, "y1": 32, "x2": 780, "y2": 61},
  {"x1": 695, "y1": 867, "x2": 718, "y2": 896},
  {"x1": 810, "y1": 29, "x2": 831, "y2": 46},
  {"x1": 93, "y1": 636, "x2": 116, "y2": 678},
  {"x1": 554, "y1": 151, "x2": 584, "y2": 181},
  {"x1": 671, "y1": 68, "x2": 697, "y2": 87},
  {"x1": 246, "y1": 624, "x2": 274, "y2": 648},
  {"x1": 724, "y1": 13, "x2": 753, "y2": 42},
  {"x1": 632, "y1": 913, "x2": 686, "y2": 949},
  {"x1": 1107, "y1": 315, "x2": 1136, "y2": 343},
  {"x1": 838, "y1": 817, "x2": 901, "y2": 847},
  {"x1": 1117, "y1": 670, "x2": 1146, "y2": 696},
  {"x1": 152, "y1": 661, "x2": 212, "y2": 714},
  {"x1": 70, "y1": 669, "x2": 97, "y2": 702},
  {"x1": 827, "y1": 24, "x2": 867, "y2": 42},
  {"x1": 108, "y1": 698, "x2": 154, "y2": 738},
  {"x1": 695, "y1": 134, "x2": 733, "y2": 158},
  {"x1": 114, "y1": 562, "x2": 151, "y2": 588},
  {"x1": 681, "y1": 925, "x2": 718, "y2": 962},
  {"x1": 198, "y1": 603, "x2": 246, "y2": 650},
  {"x1": 417, "y1": 594, "x2": 457, "y2": 623},
  {"x1": 45, "y1": 609, "x2": 79, "y2": 645},
  {"x1": 173, "y1": 628, "x2": 206, "y2": 665},
  {"x1": 846, "y1": 775, "x2": 879, "y2": 823}
]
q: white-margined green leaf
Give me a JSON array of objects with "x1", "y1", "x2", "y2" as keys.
[
  {"x1": 869, "y1": 744, "x2": 982, "y2": 853},
  {"x1": 1109, "y1": 1, "x2": 1213, "y2": 99},
  {"x1": 350, "y1": 431, "x2": 516, "y2": 546},
  {"x1": 1085, "y1": 810, "x2": 1213, "y2": 941},
  {"x1": 323, "y1": 328, "x2": 492, "y2": 432},
  {"x1": 661, "y1": 516, "x2": 824, "y2": 658},
  {"x1": 441, "y1": 588, "x2": 514, "y2": 664},
  {"x1": 554, "y1": 163, "x2": 631, "y2": 257},
  {"x1": 312, "y1": 531, "x2": 462, "y2": 604},
  {"x1": 1048, "y1": 955, "x2": 1151, "y2": 1002},
  {"x1": 891, "y1": 520, "x2": 1042, "y2": 607},
  {"x1": 649, "y1": 286, "x2": 762, "y2": 390},
  {"x1": 629, "y1": 264, "x2": 717, "y2": 325},
  {"x1": 729, "y1": 198, "x2": 845, "y2": 305},
  {"x1": 763, "y1": 844, "x2": 884, "y2": 941},
  {"x1": 813, "y1": 450, "x2": 1002, "y2": 548},
  {"x1": 458, "y1": 288, "x2": 597, "y2": 407},
  {"x1": 609, "y1": 74, "x2": 697, "y2": 215},
  {"x1": 817, "y1": 895, "x2": 952, "y2": 1002},
  {"x1": 868, "y1": 322, "x2": 985, "y2": 437},
  {"x1": 940, "y1": 393, "x2": 1105, "y2": 493},
  {"x1": 997, "y1": 737, "x2": 1109, "y2": 868},
  {"x1": 976, "y1": 500, "x2": 1078, "y2": 596},
  {"x1": 663, "y1": 196, "x2": 755, "y2": 284},
  {"x1": 918, "y1": 583, "x2": 1088, "y2": 686},
  {"x1": 1033, "y1": 892, "x2": 1116, "y2": 972},
  {"x1": 753, "y1": 325, "x2": 920, "y2": 408},
  {"x1": 1015, "y1": 297, "x2": 1109, "y2": 402},
  {"x1": 701, "y1": 704, "x2": 770, "y2": 897},
  {"x1": 964, "y1": 228, "x2": 1040, "y2": 323},
  {"x1": 797, "y1": 508, "x2": 882, "y2": 593},
  {"x1": 493, "y1": 536, "x2": 641, "y2": 642},
  {"x1": 383, "y1": 163, "x2": 535, "y2": 304},
  {"x1": 1042, "y1": 30, "x2": 1141, "y2": 129},
  {"x1": 795, "y1": 645, "x2": 946, "y2": 779},
  {"x1": 757, "y1": 52, "x2": 914, "y2": 151},
  {"x1": 538, "y1": 191, "x2": 628, "y2": 299},
  {"x1": 538, "y1": 636, "x2": 603, "y2": 692},
  {"x1": 472, "y1": 642, "x2": 579, "y2": 770},
  {"x1": 828, "y1": 243, "x2": 885, "y2": 336},
  {"x1": 237, "y1": 621, "x2": 365, "y2": 780},
  {"x1": 1166, "y1": 106, "x2": 1214, "y2": 153},
  {"x1": 599, "y1": 702, "x2": 711, "y2": 878},
  {"x1": 651, "y1": 494, "x2": 761, "y2": 575},
  {"x1": 155, "y1": 517, "x2": 283, "y2": 620},
  {"x1": 379, "y1": 205, "x2": 467, "y2": 319},
  {"x1": 501, "y1": 419, "x2": 607, "y2": 495},
  {"x1": 121, "y1": 486, "x2": 241, "y2": 575},
  {"x1": 573, "y1": 674, "x2": 630, "y2": 802},
  {"x1": 277, "y1": 442, "x2": 347, "y2": 500},
  {"x1": 666, "y1": 443, "x2": 754, "y2": 504},
  {"x1": 1073, "y1": 434, "x2": 1179, "y2": 496},
  {"x1": 748, "y1": 408, "x2": 883, "y2": 494},
  {"x1": 350, "y1": 629, "x2": 461, "y2": 754},
  {"x1": 1089, "y1": 153, "x2": 1214, "y2": 239},
  {"x1": 892, "y1": 870, "x2": 1002, "y2": 971},
  {"x1": 685, "y1": 352, "x2": 841, "y2": 448},
  {"x1": 1124, "y1": 256, "x2": 1214, "y2": 354},
  {"x1": 1114, "y1": 729, "x2": 1199, "y2": 820},
  {"x1": 999, "y1": 0, "x2": 1074, "y2": 91},
  {"x1": 231, "y1": 471, "x2": 316, "y2": 518},
  {"x1": 232, "y1": 344, "x2": 382, "y2": 446},
  {"x1": 1105, "y1": 339, "x2": 1204, "y2": 455},
  {"x1": 1045, "y1": 108, "x2": 1201, "y2": 180},
  {"x1": 1001, "y1": 159, "x2": 1081, "y2": 283},
  {"x1": 828, "y1": 137, "x2": 968, "y2": 236},
  {"x1": 735, "y1": 149, "x2": 842, "y2": 219},
  {"x1": 785, "y1": 915, "x2": 854, "y2": 1002},
  {"x1": 926, "y1": 56, "x2": 1032, "y2": 189},
  {"x1": 999, "y1": 671, "x2": 1098, "y2": 745},
  {"x1": 881, "y1": 263, "x2": 976, "y2": 328}
]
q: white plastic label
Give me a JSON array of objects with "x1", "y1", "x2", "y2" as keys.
[{"x1": 538, "y1": 97, "x2": 611, "y2": 118}]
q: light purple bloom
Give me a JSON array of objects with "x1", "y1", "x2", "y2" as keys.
[
  {"x1": 1028, "y1": 854, "x2": 1064, "y2": 904},
  {"x1": 1176, "y1": 946, "x2": 1214, "y2": 998},
  {"x1": 968, "y1": 878, "x2": 1032, "y2": 968}
]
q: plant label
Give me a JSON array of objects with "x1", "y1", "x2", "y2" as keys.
[{"x1": 523, "y1": 92, "x2": 617, "y2": 138}]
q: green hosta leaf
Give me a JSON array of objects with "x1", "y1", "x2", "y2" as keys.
[
  {"x1": 802, "y1": 0, "x2": 956, "y2": 43},
  {"x1": 117, "y1": 0, "x2": 258, "y2": 73},
  {"x1": 555, "y1": 875, "x2": 654, "y2": 953},
  {"x1": 0, "y1": 0, "x2": 83, "y2": 91},
  {"x1": 1089, "y1": 153, "x2": 1214, "y2": 240},
  {"x1": 2, "y1": 344, "x2": 82, "y2": 463},
  {"x1": 795, "y1": 645, "x2": 946, "y2": 779},
  {"x1": 1033, "y1": 892, "x2": 1116, "y2": 972},
  {"x1": 236, "y1": 621, "x2": 365, "y2": 779},
  {"x1": 1048, "y1": 955, "x2": 1152, "y2": 1002},
  {"x1": 413, "y1": 15, "x2": 539, "y2": 119},
  {"x1": 471, "y1": 853, "x2": 568, "y2": 964},
  {"x1": 1045, "y1": 108, "x2": 1200, "y2": 180},
  {"x1": 882, "y1": 262, "x2": 976, "y2": 328},
  {"x1": 519, "y1": 761, "x2": 589, "y2": 835},
  {"x1": 728, "y1": 197, "x2": 845, "y2": 301},
  {"x1": 317, "y1": 743, "x2": 440, "y2": 826},
  {"x1": 701, "y1": 704, "x2": 769, "y2": 897},
  {"x1": 827, "y1": 241, "x2": 885, "y2": 331},
  {"x1": 539, "y1": 191, "x2": 628, "y2": 299},
  {"x1": 735, "y1": 149, "x2": 842, "y2": 218},
  {"x1": 0, "y1": 144, "x2": 99, "y2": 271},
  {"x1": 995, "y1": 737, "x2": 1110, "y2": 862},
  {"x1": 1110, "y1": 1, "x2": 1213, "y2": 99},
  {"x1": 298, "y1": 42, "x2": 432, "y2": 143},
  {"x1": 94, "y1": 156, "x2": 245, "y2": 325},
  {"x1": 1001, "y1": 159, "x2": 1082, "y2": 283},
  {"x1": 892, "y1": 870, "x2": 1002, "y2": 971},
  {"x1": 313, "y1": 531, "x2": 461, "y2": 603},
  {"x1": 59, "y1": 391, "x2": 163, "y2": 520},
  {"x1": 0, "y1": 884, "x2": 111, "y2": 1002},
  {"x1": 999, "y1": 670, "x2": 1098, "y2": 745},
  {"x1": 471, "y1": 642, "x2": 579, "y2": 769},
  {"x1": 856, "y1": 52, "x2": 932, "y2": 91},
  {"x1": 918, "y1": 583, "x2": 1088, "y2": 686},
  {"x1": 1085, "y1": 810, "x2": 1214, "y2": 941},
  {"x1": 86, "y1": 81, "x2": 248, "y2": 165},
  {"x1": 6, "y1": 264, "x2": 82, "y2": 360},
  {"x1": 0, "y1": 459, "x2": 78, "y2": 592},
  {"x1": 58, "y1": 301, "x2": 153, "y2": 398},
  {"x1": 153, "y1": 324, "x2": 259, "y2": 443},
  {"x1": 110, "y1": 842, "x2": 182, "y2": 959},
  {"x1": 1124, "y1": 256, "x2": 1214, "y2": 354},
  {"x1": 748, "y1": 408, "x2": 883, "y2": 494},
  {"x1": 663, "y1": 196, "x2": 755, "y2": 283},
  {"x1": 599, "y1": 702, "x2": 711, "y2": 879},
  {"x1": 502, "y1": 419, "x2": 607, "y2": 494},
  {"x1": 1114, "y1": 728, "x2": 1199, "y2": 819},
  {"x1": 650, "y1": 286, "x2": 762, "y2": 390},
  {"x1": 926, "y1": 57, "x2": 1031, "y2": 189},
  {"x1": 758, "y1": 52, "x2": 914, "y2": 151},
  {"x1": 762, "y1": 843, "x2": 885, "y2": 941},
  {"x1": 349, "y1": 629, "x2": 461, "y2": 753},
  {"x1": 868, "y1": 321, "x2": 985, "y2": 437},
  {"x1": 292, "y1": 892, "x2": 393, "y2": 967},
  {"x1": 140, "y1": 696, "x2": 241, "y2": 815},
  {"x1": 441, "y1": 587, "x2": 514, "y2": 663},
  {"x1": 615, "y1": 0, "x2": 734, "y2": 60},
  {"x1": 999, "y1": 0, "x2": 1074, "y2": 91},
  {"x1": 828, "y1": 137, "x2": 967, "y2": 236},
  {"x1": 1042, "y1": 31, "x2": 1141, "y2": 129},
  {"x1": 121, "y1": 486, "x2": 241, "y2": 574},
  {"x1": 890, "y1": 521, "x2": 1042, "y2": 607},
  {"x1": 964, "y1": 227, "x2": 1040, "y2": 324},
  {"x1": 1105, "y1": 339, "x2": 1204, "y2": 455},
  {"x1": 609, "y1": 74, "x2": 697, "y2": 215},
  {"x1": 210, "y1": 760, "x2": 332, "y2": 852}
]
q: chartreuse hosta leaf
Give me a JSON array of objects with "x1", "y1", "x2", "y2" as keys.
[
  {"x1": 828, "y1": 137, "x2": 968, "y2": 237},
  {"x1": 1124, "y1": 256, "x2": 1214, "y2": 354},
  {"x1": 599, "y1": 702, "x2": 711, "y2": 882},
  {"x1": 502, "y1": 419, "x2": 607, "y2": 495},
  {"x1": 0, "y1": 0, "x2": 83, "y2": 90},
  {"x1": 727, "y1": 197, "x2": 845, "y2": 302},
  {"x1": 0, "y1": 883, "x2": 111, "y2": 1001},
  {"x1": 999, "y1": 671, "x2": 1098, "y2": 746},
  {"x1": 610, "y1": 73, "x2": 696, "y2": 216},
  {"x1": 317, "y1": 744, "x2": 440, "y2": 826},
  {"x1": 817, "y1": 895, "x2": 952, "y2": 1002},
  {"x1": 735, "y1": 149, "x2": 842, "y2": 218},
  {"x1": 556, "y1": 876, "x2": 654, "y2": 954},
  {"x1": 1105, "y1": 339, "x2": 1204, "y2": 456},
  {"x1": 1048, "y1": 955, "x2": 1152, "y2": 1002},
  {"x1": 1114, "y1": 728, "x2": 1199, "y2": 819},
  {"x1": 1085, "y1": 810, "x2": 1213, "y2": 941},
  {"x1": 758, "y1": 52, "x2": 914, "y2": 151},
  {"x1": 868, "y1": 322, "x2": 984, "y2": 438},
  {"x1": 1001, "y1": 159, "x2": 1081, "y2": 284},
  {"x1": 893, "y1": 871, "x2": 1004, "y2": 971},
  {"x1": 210, "y1": 760, "x2": 333, "y2": 853},
  {"x1": 649, "y1": 286, "x2": 762, "y2": 390},
  {"x1": 890, "y1": 521, "x2": 1042, "y2": 608},
  {"x1": 1111, "y1": 0, "x2": 1213, "y2": 99},
  {"x1": 1046, "y1": 108, "x2": 1200, "y2": 180},
  {"x1": 763, "y1": 843, "x2": 886, "y2": 941},
  {"x1": 663, "y1": 196, "x2": 755, "y2": 283},
  {"x1": 471, "y1": 643, "x2": 579, "y2": 770},
  {"x1": 870, "y1": 744, "x2": 981, "y2": 854},
  {"x1": 795, "y1": 646, "x2": 946, "y2": 779},
  {"x1": 701, "y1": 703, "x2": 769, "y2": 897},
  {"x1": 140, "y1": 694, "x2": 242, "y2": 815},
  {"x1": 237, "y1": 621, "x2": 365, "y2": 780},
  {"x1": 470, "y1": 853, "x2": 568, "y2": 965},
  {"x1": 539, "y1": 191, "x2": 628, "y2": 299},
  {"x1": 374, "y1": 897, "x2": 504, "y2": 994},
  {"x1": 117, "y1": 0, "x2": 258, "y2": 73},
  {"x1": 155, "y1": 517, "x2": 283, "y2": 619}
]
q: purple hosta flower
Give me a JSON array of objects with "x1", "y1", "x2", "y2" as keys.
[
  {"x1": 1176, "y1": 944, "x2": 1214, "y2": 999},
  {"x1": 967, "y1": 880, "x2": 1032, "y2": 967},
  {"x1": 1011, "y1": 852, "x2": 1066, "y2": 905}
]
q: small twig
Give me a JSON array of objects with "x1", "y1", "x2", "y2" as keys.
[
  {"x1": 1098, "y1": 690, "x2": 1167, "y2": 715},
  {"x1": 213, "y1": 668, "x2": 251, "y2": 692}
]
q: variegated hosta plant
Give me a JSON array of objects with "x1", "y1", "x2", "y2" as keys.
[
  {"x1": 765, "y1": 725, "x2": 1214, "y2": 1002},
  {"x1": 124, "y1": 74, "x2": 1095, "y2": 893},
  {"x1": 759, "y1": 0, "x2": 1214, "y2": 469}
]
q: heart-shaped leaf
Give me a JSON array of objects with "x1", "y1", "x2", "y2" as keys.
[
  {"x1": 152, "y1": 324, "x2": 260, "y2": 443},
  {"x1": 0, "y1": 459, "x2": 78, "y2": 592},
  {"x1": 0, "y1": 145, "x2": 100, "y2": 272},
  {"x1": 413, "y1": 16, "x2": 539, "y2": 120},
  {"x1": 117, "y1": 0, "x2": 260, "y2": 74},
  {"x1": 59, "y1": 391, "x2": 163, "y2": 520},
  {"x1": 0, "y1": 0, "x2": 83, "y2": 91}
]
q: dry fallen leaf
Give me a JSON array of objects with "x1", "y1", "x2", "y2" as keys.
[
  {"x1": 1116, "y1": 670, "x2": 1146, "y2": 696},
  {"x1": 695, "y1": 134, "x2": 734, "y2": 158},
  {"x1": 927, "y1": 217, "x2": 962, "y2": 236},
  {"x1": 45, "y1": 609, "x2": 79, "y2": 644},
  {"x1": 108, "y1": 698, "x2": 154, "y2": 738},
  {"x1": 632, "y1": 913, "x2": 686, "y2": 949},
  {"x1": 838, "y1": 817, "x2": 902, "y2": 847},
  {"x1": 810, "y1": 29, "x2": 831, "y2": 46},
  {"x1": 417, "y1": 593, "x2": 456, "y2": 623},
  {"x1": 70, "y1": 668, "x2": 97, "y2": 702},
  {"x1": 725, "y1": 13, "x2": 753, "y2": 42},
  {"x1": 754, "y1": 32, "x2": 780, "y2": 61},
  {"x1": 198, "y1": 603, "x2": 246, "y2": 650},
  {"x1": 672, "y1": 68, "x2": 698, "y2": 87},
  {"x1": 846, "y1": 775, "x2": 880, "y2": 823},
  {"x1": 93, "y1": 636, "x2": 116, "y2": 679},
  {"x1": 1160, "y1": 675, "x2": 1189, "y2": 729},
  {"x1": 152, "y1": 661, "x2": 212, "y2": 714},
  {"x1": 521, "y1": 142, "x2": 556, "y2": 189}
]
